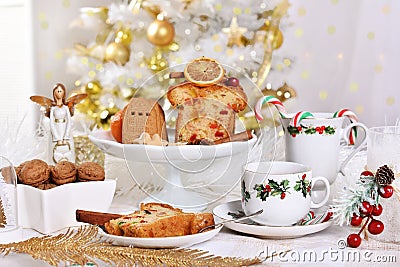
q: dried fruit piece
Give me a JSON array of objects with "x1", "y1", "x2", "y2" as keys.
[{"x1": 184, "y1": 57, "x2": 225, "y2": 87}]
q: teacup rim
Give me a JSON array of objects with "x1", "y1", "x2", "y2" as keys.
[
  {"x1": 282, "y1": 112, "x2": 345, "y2": 120},
  {"x1": 244, "y1": 161, "x2": 311, "y2": 175}
]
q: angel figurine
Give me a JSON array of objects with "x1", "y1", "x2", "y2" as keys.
[{"x1": 30, "y1": 83, "x2": 87, "y2": 163}]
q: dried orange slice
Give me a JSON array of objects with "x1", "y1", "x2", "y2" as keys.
[{"x1": 184, "y1": 57, "x2": 225, "y2": 87}]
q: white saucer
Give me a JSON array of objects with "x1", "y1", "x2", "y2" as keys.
[
  {"x1": 213, "y1": 200, "x2": 332, "y2": 239},
  {"x1": 97, "y1": 217, "x2": 223, "y2": 248}
]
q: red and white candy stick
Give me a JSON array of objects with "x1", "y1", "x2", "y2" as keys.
[
  {"x1": 289, "y1": 111, "x2": 314, "y2": 127},
  {"x1": 254, "y1": 95, "x2": 288, "y2": 121},
  {"x1": 333, "y1": 109, "x2": 358, "y2": 145}
]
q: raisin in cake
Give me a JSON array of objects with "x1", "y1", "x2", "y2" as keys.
[{"x1": 104, "y1": 203, "x2": 215, "y2": 237}]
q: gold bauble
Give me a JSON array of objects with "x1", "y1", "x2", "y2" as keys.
[
  {"x1": 146, "y1": 19, "x2": 175, "y2": 46},
  {"x1": 89, "y1": 44, "x2": 106, "y2": 61},
  {"x1": 257, "y1": 21, "x2": 284, "y2": 50},
  {"x1": 145, "y1": 49, "x2": 169, "y2": 72},
  {"x1": 115, "y1": 27, "x2": 133, "y2": 46},
  {"x1": 85, "y1": 81, "x2": 102, "y2": 98},
  {"x1": 268, "y1": 28, "x2": 283, "y2": 50},
  {"x1": 105, "y1": 42, "x2": 130, "y2": 65},
  {"x1": 97, "y1": 106, "x2": 119, "y2": 129},
  {"x1": 76, "y1": 98, "x2": 99, "y2": 115}
]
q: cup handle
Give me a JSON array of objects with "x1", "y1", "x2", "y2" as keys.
[
  {"x1": 310, "y1": 176, "x2": 331, "y2": 209},
  {"x1": 338, "y1": 122, "x2": 368, "y2": 176}
]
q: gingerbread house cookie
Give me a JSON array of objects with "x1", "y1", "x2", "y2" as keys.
[{"x1": 122, "y1": 98, "x2": 168, "y2": 144}]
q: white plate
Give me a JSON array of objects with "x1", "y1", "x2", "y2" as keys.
[
  {"x1": 97, "y1": 218, "x2": 223, "y2": 248},
  {"x1": 213, "y1": 200, "x2": 332, "y2": 239},
  {"x1": 89, "y1": 130, "x2": 257, "y2": 163}
]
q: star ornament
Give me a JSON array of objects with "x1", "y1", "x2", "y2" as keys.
[{"x1": 222, "y1": 17, "x2": 247, "y2": 47}]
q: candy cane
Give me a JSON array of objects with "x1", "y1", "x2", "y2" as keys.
[
  {"x1": 254, "y1": 95, "x2": 288, "y2": 121},
  {"x1": 299, "y1": 210, "x2": 333, "y2": 225},
  {"x1": 289, "y1": 111, "x2": 314, "y2": 127},
  {"x1": 333, "y1": 109, "x2": 358, "y2": 145}
]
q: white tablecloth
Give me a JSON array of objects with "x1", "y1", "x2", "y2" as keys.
[
  {"x1": 1, "y1": 147, "x2": 399, "y2": 266},
  {"x1": 1, "y1": 222, "x2": 399, "y2": 266}
]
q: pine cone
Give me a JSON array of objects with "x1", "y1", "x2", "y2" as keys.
[{"x1": 375, "y1": 165, "x2": 395, "y2": 186}]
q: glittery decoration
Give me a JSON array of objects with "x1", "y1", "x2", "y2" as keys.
[
  {"x1": 382, "y1": 5, "x2": 391, "y2": 14},
  {"x1": 45, "y1": 72, "x2": 53, "y2": 80},
  {"x1": 62, "y1": 0, "x2": 70, "y2": 8},
  {"x1": 0, "y1": 226, "x2": 261, "y2": 267},
  {"x1": 222, "y1": 17, "x2": 247, "y2": 47},
  {"x1": 74, "y1": 136, "x2": 105, "y2": 166},
  {"x1": 327, "y1": 25, "x2": 336, "y2": 35},
  {"x1": 367, "y1": 32, "x2": 375, "y2": 40},
  {"x1": 145, "y1": 49, "x2": 169, "y2": 72},
  {"x1": 298, "y1": 7, "x2": 306, "y2": 16},
  {"x1": 350, "y1": 82, "x2": 359, "y2": 92},
  {"x1": 301, "y1": 71, "x2": 309, "y2": 79},
  {"x1": 355, "y1": 105, "x2": 364, "y2": 114},
  {"x1": 319, "y1": 90, "x2": 328, "y2": 100},
  {"x1": 295, "y1": 28, "x2": 304, "y2": 37},
  {"x1": 38, "y1": 12, "x2": 49, "y2": 30},
  {"x1": 104, "y1": 42, "x2": 130, "y2": 66},
  {"x1": 0, "y1": 198, "x2": 6, "y2": 228},
  {"x1": 386, "y1": 96, "x2": 395, "y2": 106},
  {"x1": 374, "y1": 64, "x2": 383, "y2": 73},
  {"x1": 256, "y1": 0, "x2": 289, "y2": 88}
]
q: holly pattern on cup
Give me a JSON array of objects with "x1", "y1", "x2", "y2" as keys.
[
  {"x1": 241, "y1": 179, "x2": 251, "y2": 203},
  {"x1": 287, "y1": 125, "x2": 335, "y2": 137},
  {"x1": 293, "y1": 173, "x2": 312, "y2": 198},
  {"x1": 254, "y1": 179, "x2": 290, "y2": 201}
]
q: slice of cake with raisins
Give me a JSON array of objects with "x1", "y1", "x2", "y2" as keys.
[
  {"x1": 104, "y1": 203, "x2": 215, "y2": 237},
  {"x1": 167, "y1": 80, "x2": 247, "y2": 143}
]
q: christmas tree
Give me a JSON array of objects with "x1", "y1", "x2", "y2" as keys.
[{"x1": 67, "y1": 0, "x2": 291, "y2": 128}]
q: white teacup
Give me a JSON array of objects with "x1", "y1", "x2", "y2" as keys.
[
  {"x1": 281, "y1": 113, "x2": 368, "y2": 184},
  {"x1": 242, "y1": 161, "x2": 330, "y2": 226}
]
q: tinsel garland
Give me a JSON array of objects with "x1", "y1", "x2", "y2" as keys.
[{"x1": 0, "y1": 226, "x2": 261, "y2": 267}]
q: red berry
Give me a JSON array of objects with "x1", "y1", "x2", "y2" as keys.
[
  {"x1": 266, "y1": 185, "x2": 271, "y2": 192},
  {"x1": 350, "y1": 214, "x2": 363, "y2": 226},
  {"x1": 371, "y1": 204, "x2": 383, "y2": 216},
  {"x1": 226, "y1": 77, "x2": 239, "y2": 87},
  {"x1": 321, "y1": 126, "x2": 326, "y2": 131},
  {"x1": 318, "y1": 130, "x2": 323, "y2": 134},
  {"x1": 360, "y1": 201, "x2": 373, "y2": 215},
  {"x1": 297, "y1": 126, "x2": 302, "y2": 132},
  {"x1": 302, "y1": 174, "x2": 306, "y2": 180},
  {"x1": 361, "y1": 170, "x2": 374, "y2": 177},
  {"x1": 315, "y1": 127, "x2": 321, "y2": 131},
  {"x1": 280, "y1": 192, "x2": 286, "y2": 199},
  {"x1": 291, "y1": 134, "x2": 296, "y2": 137},
  {"x1": 368, "y1": 219, "x2": 384, "y2": 235},
  {"x1": 347, "y1": 234, "x2": 362, "y2": 248},
  {"x1": 379, "y1": 185, "x2": 394, "y2": 198}
]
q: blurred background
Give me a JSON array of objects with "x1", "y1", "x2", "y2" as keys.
[{"x1": 0, "y1": 0, "x2": 398, "y2": 131}]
